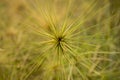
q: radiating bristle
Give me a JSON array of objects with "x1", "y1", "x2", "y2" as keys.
[{"x1": 0, "y1": 0, "x2": 120, "y2": 80}]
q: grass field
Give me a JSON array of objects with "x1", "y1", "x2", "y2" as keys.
[{"x1": 0, "y1": 0, "x2": 120, "y2": 80}]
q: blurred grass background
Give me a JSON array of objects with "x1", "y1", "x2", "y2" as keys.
[{"x1": 0, "y1": 0, "x2": 120, "y2": 80}]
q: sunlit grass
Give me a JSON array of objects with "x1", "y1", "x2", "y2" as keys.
[{"x1": 0, "y1": 0, "x2": 120, "y2": 80}]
